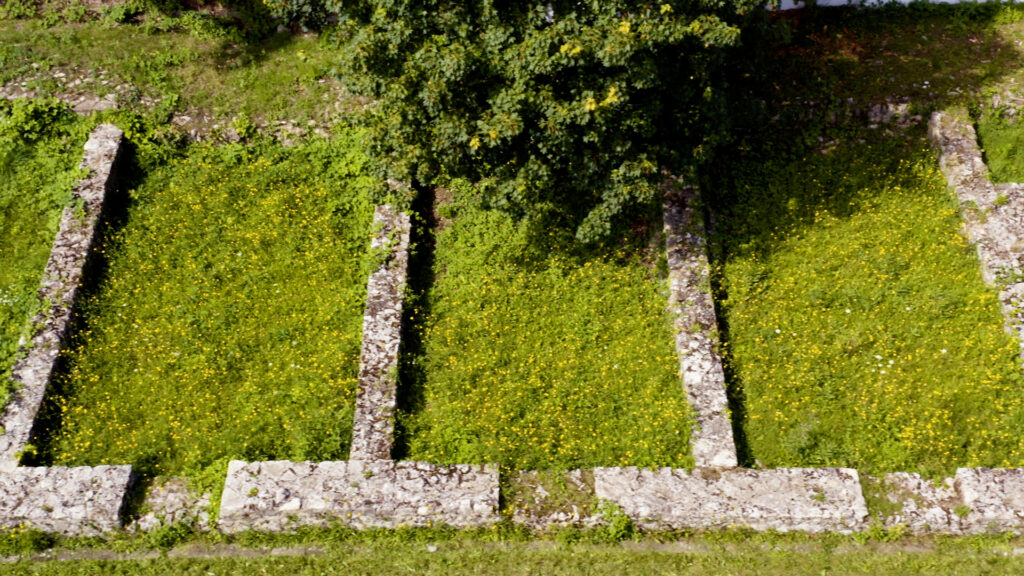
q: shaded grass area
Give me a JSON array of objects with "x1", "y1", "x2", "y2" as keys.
[
  {"x1": 707, "y1": 128, "x2": 1024, "y2": 476},
  {"x1": 0, "y1": 98, "x2": 89, "y2": 402},
  {"x1": 397, "y1": 183, "x2": 692, "y2": 470},
  {"x1": 977, "y1": 110, "x2": 1024, "y2": 183},
  {"x1": 35, "y1": 133, "x2": 375, "y2": 479},
  {"x1": 0, "y1": 16, "x2": 352, "y2": 134}
]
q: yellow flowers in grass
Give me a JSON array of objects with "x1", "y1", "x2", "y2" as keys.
[
  {"x1": 43, "y1": 134, "x2": 375, "y2": 478},
  {"x1": 713, "y1": 130, "x2": 1024, "y2": 476},
  {"x1": 400, "y1": 185, "x2": 694, "y2": 471}
]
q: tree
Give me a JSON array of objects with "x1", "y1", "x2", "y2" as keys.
[{"x1": 339, "y1": 1, "x2": 758, "y2": 241}]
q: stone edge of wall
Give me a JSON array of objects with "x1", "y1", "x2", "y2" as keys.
[
  {"x1": 217, "y1": 459, "x2": 500, "y2": 533},
  {"x1": 0, "y1": 124, "x2": 135, "y2": 537},
  {"x1": 349, "y1": 205, "x2": 412, "y2": 462},
  {"x1": 928, "y1": 109, "x2": 1024, "y2": 359},
  {"x1": 664, "y1": 184, "x2": 738, "y2": 468}
]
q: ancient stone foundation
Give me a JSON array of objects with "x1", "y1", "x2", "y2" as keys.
[
  {"x1": 664, "y1": 185, "x2": 737, "y2": 468},
  {"x1": 218, "y1": 460, "x2": 499, "y2": 533},
  {"x1": 0, "y1": 125, "x2": 134, "y2": 536}
]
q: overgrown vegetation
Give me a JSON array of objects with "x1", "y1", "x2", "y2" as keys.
[
  {"x1": 37, "y1": 132, "x2": 375, "y2": 479},
  {"x1": 705, "y1": 3, "x2": 1024, "y2": 476},
  {"x1": 0, "y1": 97, "x2": 89, "y2": 402},
  {"x1": 977, "y1": 108, "x2": 1024, "y2": 183},
  {"x1": 397, "y1": 182, "x2": 692, "y2": 470},
  {"x1": 337, "y1": 0, "x2": 759, "y2": 242}
]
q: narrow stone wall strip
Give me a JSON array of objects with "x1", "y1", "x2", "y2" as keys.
[
  {"x1": 663, "y1": 185, "x2": 737, "y2": 468},
  {"x1": 217, "y1": 459, "x2": 499, "y2": 533},
  {"x1": 593, "y1": 466, "x2": 867, "y2": 533},
  {"x1": 0, "y1": 465, "x2": 132, "y2": 536},
  {"x1": 349, "y1": 205, "x2": 411, "y2": 462},
  {"x1": 928, "y1": 110, "x2": 1024, "y2": 357},
  {"x1": 0, "y1": 124, "x2": 124, "y2": 469}
]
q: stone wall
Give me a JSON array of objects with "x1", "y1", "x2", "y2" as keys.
[
  {"x1": 664, "y1": 185, "x2": 737, "y2": 468},
  {"x1": 349, "y1": 206, "x2": 411, "y2": 462},
  {"x1": 0, "y1": 125, "x2": 134, "y2": 537},
  {"x1": 929, "y1": 110, "x2": 1024, "y2": 359},
  {"x1": 0, "y1": 124, "x2": 124, "y2": 469},
  {"x1": 218, "y1": 460, "x2": 499, "y2": 533}
]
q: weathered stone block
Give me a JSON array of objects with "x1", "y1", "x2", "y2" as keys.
[
  {"x1": 877, "y1": 473, "x2": 963, "y2": 533},
  {"x1": 0, "y1": 465, "x2": 132, "y2": 536},
  {"x1": 594, "y1": 466, "x2": 867, "y2": 533},
  {"x1": 218, "y1": 460, "x2": 499, "y2": 533},
  {"x1": 956, "y1": 467, "x2": 1024, "y2": 533}
]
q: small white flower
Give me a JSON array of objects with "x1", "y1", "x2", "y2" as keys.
[
  {"x1": 874, "y1": 355, "x2": 882, "y2": 360},
  {"x1": 941, "y1": 349, "x2": 947, "y2": 354},
  {"x1": 775, "y1": 329, "x2": 781, "y2": 333},
  {"x1": 845, "y1": 309, "x2": 851, "y2": 314}
]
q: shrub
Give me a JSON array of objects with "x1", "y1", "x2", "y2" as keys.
[{"x1": 337, "y1": 0, "x2": 758, "y2": 242}]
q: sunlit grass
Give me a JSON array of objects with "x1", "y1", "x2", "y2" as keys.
[
  {"x1": 710, "y1": 131, "x2": 1024, "y2": 476},
  {"x1": 399, "y1": 186, "x2": 693, "y2": 470},
  {"x1": 43, "y1": 133, "x2": 374, "y2": 478}
]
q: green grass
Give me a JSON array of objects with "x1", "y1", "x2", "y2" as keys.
[
  {"x1": 7, "y1": 535, "x2": 1024, "y2": 575},
  {"x1": 977, "y1": 110, "x2": 1024, "y2": 183},
  {"x1": 708, "y1": 129, "x2": 1024, "y2": 476},
  {"x1": 38, "y1": 133, "x2": 375, "y2": 479},
  {"x1": 0, "y1": 98, "x2": 89, "y2": 402},
  {"x1": 0, "y1": 16, "x2": 352, "y2": 134},
  {"x1": 397, "y1": 186, "x2": 693, "y2": 470}
]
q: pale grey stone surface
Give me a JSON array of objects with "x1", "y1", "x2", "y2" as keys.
[
  {"x1": 0, "y1": 124, "x2": 123, "y2": 469},
  {"x1": 0, "y1": 465, "x2": 131, "y2": 536},
  {"x1": 594, "y1": 466, "x2": 867, "y2": 533},
  {"x1": 218, "y1": 460, "x2": 499, "y2": 533},
  {"x1": 877, "y1": 473, "x2": 964, "y2": 533},
  {"x1": 955, "y1": 467, "x2": 1024, "y2": 533},
  {"x1": 663, "y1": 185, "x2": 737, "y2": 468},
  {"x1": 349, "y1": 206, "x2": 411, "y2": 462},
  {"x1": 130, "y1": 477, "x2": 211, "y2": 533},
  {"x1": 929, "y1": 111, "x2": 1024, "y2": 358}
]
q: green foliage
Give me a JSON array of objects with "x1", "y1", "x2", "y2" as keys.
[
  {"x1": 42, "y1": 133, "x2": 375, "y2": 478},
  {"x1": 976, "y1": 108, "x2": 1024, "y2": 183},
  {"x1": 336, "y1": 0, "x2": 758, "y2": 242},
  {"x1": 0, "y1": 0, "x2": 36, "y2": 20},
  {"x1": 398, "y1": 180, "x2": 692, "y2": 470},
  {"x1": 0, "y1": 527, "x2": 57, "y2": 556},
  {"x1": 0, "y1": 98, "x2": 89, "y2": 402}
]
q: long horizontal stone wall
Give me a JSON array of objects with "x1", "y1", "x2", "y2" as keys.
[
  {"x1": 595, "y1": 467, "x2": 868, "y2": 533},
  {"x1": 218, "y1": 460, "x2": 500, "y2": 533}
]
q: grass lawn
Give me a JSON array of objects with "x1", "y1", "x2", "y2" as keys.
[
  {"x1": 36, "y1": 133, "x2": 374, "y2": 479},
  {"x1": 708, "y1": 129, "x2": 1024, "y2": 476},
  {"x1": 0, "y1": 98, "x2": 89, "y2": 403},
  {"x1": 396, "y1": 185, "x2": 693, "y2": 471},
  {"x1": 6, "y1": 532, "x2": 1024, "y2": 576}
]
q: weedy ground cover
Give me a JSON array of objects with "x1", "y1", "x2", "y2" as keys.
[
  {"x1": 702, "y1": 2, "x2": 1024, "y2": 477},
  {"x1": 976, "y1": 109, "x2": 1024, "y2": 183},
  {"x1": 0, "y1": 98, "x2": 89, "y2": 404},
  {"x1": 0, "y1": 14, "x2": 352, "y2": 136},
  {"x1": 36, "y1": 132, "x2": 375, "y2": 479},
  {"x1": 396, "y1": 184, "x2": 693, "y2": 471},
  {"x1": 709, "y1": 130, "x2": 1024, "y2": 476}
]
